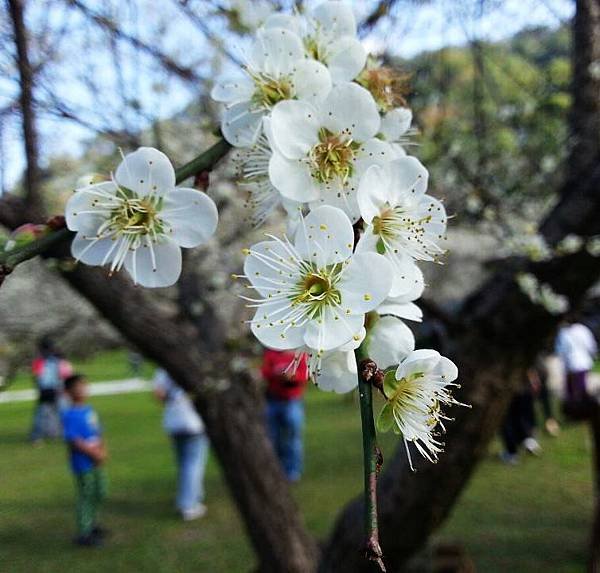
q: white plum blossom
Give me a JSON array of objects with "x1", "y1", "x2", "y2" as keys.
[
  {"x1": 65, "y1": 147, "x2": 218, "y2": 288},
  {"x1": 239, "y1": 205, "x2": 393, "y2": 354},
  {"x1": 376, "y1": 349, "x2": 463, "y2": 469},
  {"x1": 516, "y1": 272, "x2": 569, "y2": 315},
  {"x1": 356, "y1": 156, "x2": 446, "y2": 295},
  {"x1": 556, "y1": 234, "x2": 583, "y2": 255},
  {"x1": 212, "y1": 26, "x2": 332, "y2": 147},
  {"x1": 265, "y1": 1, "x2": 366, "y2": 82},
  {"x1": 378, "y1": 262, "x2": 425, "y2": 321},
  {"x1": 269, "y1": 82, "x2": 394, "y2": 222},
  {"x1": 230, "y1": 0, "x2": 272, "y2": 31},
  {"x1": 315, "y1": 314, "x2": 416, "y2": 393},
  {"x1": 233, "y1": 121, "x2": 302, "y2": 226}
]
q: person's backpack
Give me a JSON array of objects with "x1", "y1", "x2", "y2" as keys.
[{"x1": 37, "y1": 357, "x2": 61, "y2": 390}]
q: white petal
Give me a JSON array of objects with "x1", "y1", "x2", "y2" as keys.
[
  {"x1": 312, "y1": 1, "x2": 357, "y2": 37},
  {"x1": 160, "y1": 188, "x2": 218, "y2": 248},
  {"x1": 435, "y1": 356, "x2": 459, "y2": 383},
  {"x1": 385, "y1": 250, "x2": 422, "y2": 298},
  {"x1": 71, "y1": 234, "x2": 117, "y2": 266},
  {"x1": 250, "y1": 300, "x2": 306, "y2": 350},
  {"x1": 378, "y1": 301, "x2": 422, "y2": 322},
  {"x1": 222, "y1": 102, "x2": 264, "y2": 147},
  {"x1": 386, "y1": 156, "x2": 429, "y2": 206},
  {"x1": 115, "y1": 147, "x2": 175, "y2": 197},
  {"x1": 354, "y1": 138, "x2": 395, "y2": 178},
  {"x1": 269, "y1": 151, "x2": 319, "y2": 202},
  {"x1": 326, "y1": 36, "x2": 367, "y2": 82},
  {"x1": 369, "y1": 316, "x2": 415, "y2": 369},
  {"x1": 263, "y1": 13, "x2": 305, "y2": 36},
  {"x1": 320, "y1": 83, "x2": 379, "y2": 142},
  {"x1": 357, "y1": 164, "x2": 391, "y2": 223},
  {"x1": 244, "y1": 240, "x2": 300, "y2": 297},
  {"x1": 124, "y1": 237, "x2": 182, "y2": 288},
  {"x1": 338, "y1": 252, "x2": 393, "y2": 313},
  {"x1": 291, "y1": 59, "x2": 332, "y2": 103},
  {"x1": 249, "y1": 27, "x2": 304, "y2": 76},
  {"x1": 380, "y1": 107, "x2": 413, "y2": 141},
  {"x1": 65, "y1": 182, "x2": 116, "y2": 233},
  {"x1": 307, "y1": 179, "x2": 361, "y2": 223},
  {"x1": 270, "y1": 99, "x2": 320, "y2": 158},
  {"x1": 396, "y1": 349, "x2": 440, "y2": 380},
  {"x1": 303, "y1": 306, "x2": 363, "y2": 351},
  {"x1": 211, "y1": 75, "x2": 254, "y2": 105},
  {"x1": 294, "y1": 205, "x2": 354, "y2": 267},
  {"x1": 316, "y1": 350, "x2": 358, "y2": 393}
]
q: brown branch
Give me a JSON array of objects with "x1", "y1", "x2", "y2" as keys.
[
  {"x1": 7, "y1": 0, "x2": 44, "y2": 216},
  {"x1": 66, "y1": 0, "x2": 204, "y2": 84}
]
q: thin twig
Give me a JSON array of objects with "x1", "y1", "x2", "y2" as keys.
[{"x1": 355, "y1": 346, "x2": 386, "y2": 572}]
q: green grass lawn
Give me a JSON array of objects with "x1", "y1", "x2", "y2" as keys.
[{"x1": 0, "y1": 364, "x2": 594, "y2": 572}]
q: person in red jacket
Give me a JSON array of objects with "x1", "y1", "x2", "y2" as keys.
[{"x1": 262, "y1": 349, "x2": 309, "y2": 482}]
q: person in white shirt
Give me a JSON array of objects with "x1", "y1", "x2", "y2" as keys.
[
  {"x1": 153, "y1": 369, "x2": 209, "y2": 521},
  {"x1": 555, "y1": 321, "x2": 598, "y2": 400}
]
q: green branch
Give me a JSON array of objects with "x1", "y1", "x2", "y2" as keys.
[
  {"x1": 355, "y1": 344, "x2": 386, "y2": 571},
  {"x1": 175, "y1": 138, "x2": 231, "y2": 185},
  {"x1": 0, "y1": 138, "x2": 231, "y2": 281}
]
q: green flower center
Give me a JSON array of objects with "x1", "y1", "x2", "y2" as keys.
[
  {"x1": 292, "y1": 266, "x2": 343, "y2": 318},
  {"x1": 373, "y1": 207, "x2": 432, "y2": 252},
  {"x1": 250, "y1": 72, "x2": 294, "y2": 108},
  {"x1": 109, "y1": 195, "x2": 164, "y2": 236},
  {"x1": 309, "y1": 128, "x2": 361, "y2": 184}
]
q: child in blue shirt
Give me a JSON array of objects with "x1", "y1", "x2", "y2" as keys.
[{"x1": 62, "y1": 374, "x2": 108, "y2": 546}]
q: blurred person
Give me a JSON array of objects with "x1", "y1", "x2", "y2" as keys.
[
  {"x1": 530, "y1": 355, "x2": 560, "y2": 436},
  {"x1": 153, "y1": 369, "x2": 208, "y2": 521},
  {"x1": 62, "y1": 374, "x2": 108, "y2": 547},
  {"x1": 555, "y1": 319, "x2": 598, "y2": 401},
  {"x1": 30, "y1": 337, "x2": 73, "y2": 444},
  {"x1": 262, "y1": 349, "x2": 309, "y2": 482},
  {"x1": 500, "y1": 368, "x2": 541, "y2": 464},
  {"x1": 127, "y1": 350, "x2": 143, "y2": 377}
]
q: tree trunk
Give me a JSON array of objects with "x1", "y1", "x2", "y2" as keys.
[
  {"x1": 60, "y1": 263, "x2": 321, "y2": 573},
  {"x1": 590, "y1": 404, "x2": 600, "y2": 573}
]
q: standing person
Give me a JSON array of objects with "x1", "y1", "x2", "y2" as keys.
[
  {"x1": 153, "y1": 369, "x2": 209, "y2": 521},
  {"x1": 62, "y1": 374, "x2": 108, "y2": 547},
  {"x1": 30, "y1": 337, "x2": 73, "y2": 444},
  {"x1": 555, "y1": 320, "x2": 598, "y2": 401},
  {"x1": 500, "y1": 369, "x2": 541, "y2": 464},
  {"x1": 262, "y1": 349, "x2": 309, "y2": 482},
  {"x1": 531, "y1": 355, "x2": 560, "y2": 436}
]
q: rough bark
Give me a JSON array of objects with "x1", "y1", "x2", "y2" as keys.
[
  {"x1": 568, "y1": 0, "x2": 600, "y2": 184},
  {"x1": 590, "y1": 405, "x2": 600, "y2": 573}
]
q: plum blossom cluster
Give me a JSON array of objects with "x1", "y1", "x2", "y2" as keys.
[{"x1": 218, "y1": 1, "x2": 463, "y2": 465}]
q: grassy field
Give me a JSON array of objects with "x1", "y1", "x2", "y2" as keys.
[{"x1": 0, "y1": 352, "x2": 594, "y2": 572}]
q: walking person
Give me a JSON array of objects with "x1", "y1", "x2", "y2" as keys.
[
  {"x1": 555, "y1": 319, "x2": 598, "y2": 401},
  {"x1": 153, "y1": 369, "x2": 209, "y2": 521},
  {"x1": 262, "y1": 349, "x2": 309, "y2": 482},
  {"x1": 30, "y1": 337, "x2": 73, "y2": 444},
  {"x1": 62, "y1": 374, "x2": 108, "y2": 547}
]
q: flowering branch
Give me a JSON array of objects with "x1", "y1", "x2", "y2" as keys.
[
  {"x1": 0, "y1": 138, "x2": 231, "y2": 287},
  {"x1": 356, "y1": 345, "x2": 386, "y2": 572}
]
